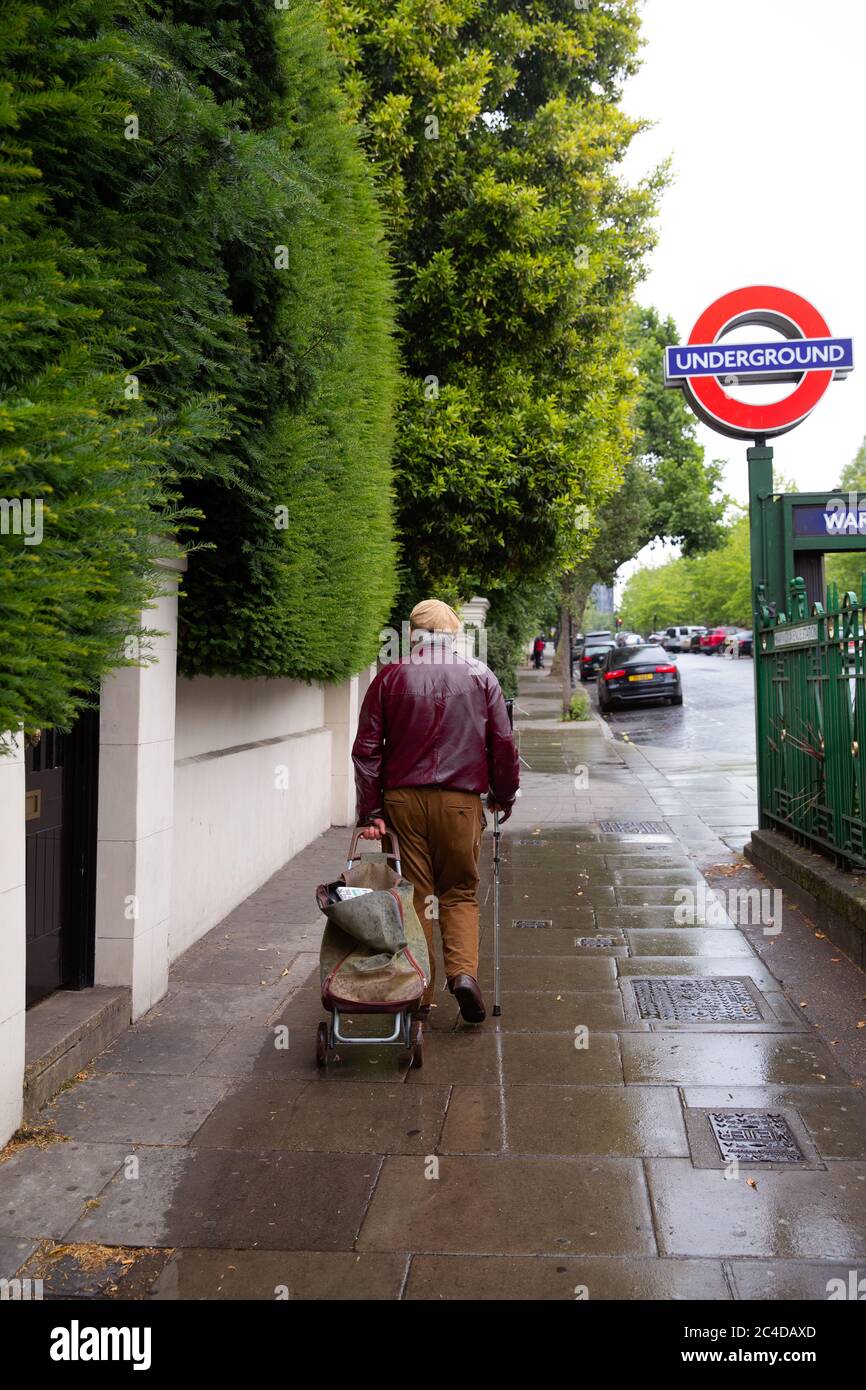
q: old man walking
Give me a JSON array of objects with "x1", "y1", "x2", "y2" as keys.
[{"x1": 352, "y1": 599, "x2": 520, "y2": 1023}]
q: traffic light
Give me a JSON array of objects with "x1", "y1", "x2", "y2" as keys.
[{"x1": 615, "y1": 615, "x2": 622, "y2": 630}]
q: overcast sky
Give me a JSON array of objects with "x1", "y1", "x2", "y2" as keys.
[{"x1": 619, "y1": 0, "x2": 865, "y2": 553}]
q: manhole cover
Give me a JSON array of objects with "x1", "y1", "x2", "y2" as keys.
[
  {"x1": 597, "y1": 820, "x2": 670, "y2": 834},
  {"x1": 574, "y1": 936, "x2": 618, "y2": 948},
  {"x1": 513, "y1": 838, "x2": 550, "y2": 847},
  {"x1": 632, "y1": 977, "x2": 760, "y2": 1021},
  {"x1": 709, "y1": 1112, "x2": 803, "y2": 1164},
  {"x1": 512, "y1": 918, "x2": 552, "y2": 930}
]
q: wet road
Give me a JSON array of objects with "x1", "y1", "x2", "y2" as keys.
[{"x1": 591, "y1": 651, "x2": 756, "y2": 755}]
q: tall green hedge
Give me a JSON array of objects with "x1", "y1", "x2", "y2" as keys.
[
  {"x1": 0, "y1": 0, "x2": 399, "y2": 741},
  {"x1": 176, "y1": 1, "x2": 399, "y2": 680}
]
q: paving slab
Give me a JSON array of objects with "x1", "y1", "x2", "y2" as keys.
[
  {"x1": 191, "y1": 1080, "x2": 449, "y2": 1154},
  {"x1": 647, "y1": 1158, "x2": 866, "y2": 1258},
  {"x1": 0, "y1": 1236, "x2": 40, "y2": 1280},
  {"x1": 480, "y1": 992, "x2": 628, "y2": 1032},
  {"x1": 65, "y1": 1148, "x2": 382, "y2": 1251},
  {"x1": 616, "y1": 956, "x2": 780, "y2": 989},
  {"x1": 727, "y1": 1259, "x2": 866, "y2": 1300},
  {"x1": 479, "y1": 927, "x2": 626, "y2": 958},
  {"x1": 0, "y1": 1141, "x2": 127, "y2": 1240},
  {"x1": 47, "y1": 1072, "x2": 230, "y2": 1146},
  {"x1": 405, "y1": 1030, "x2": 623, "y2": 1086},
  {"x1": 625, "y1": 930, "x2": 750, "y2": 957},
  {"x1": 622, "y1": 1032, "x2": 847, "y2": 1086},
  {"x1": 477, "y1": 957, "x2": 616, "y2": 991},
  {"x1": 439, "y1": 1085, "x2": 688, "y2": 1157},
  {"x1": 150, "y1": 1249, "x2": 407, "y2": 1300},
  {"x1": 403, "y1": 1254, "x2": 730, "y2": 1300},
  {"x1": 358, "y1": 1155, "x2": 655, "y2": 1256}
]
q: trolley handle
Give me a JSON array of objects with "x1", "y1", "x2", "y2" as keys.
[{"x1": 347, "y1": 826, "x2": 402, "y2": 877}]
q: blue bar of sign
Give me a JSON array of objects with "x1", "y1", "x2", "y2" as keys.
[
  {"x1": 793, "y1": 504, "x2": 866, "y2": 538},
  {"x1": 665, "y1": 337, "x2": 854, "y2": 381}
]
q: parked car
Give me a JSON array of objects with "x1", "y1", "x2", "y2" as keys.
[
  {"x1": 620, "y1": 631, "x2": 644, "y2": 647},
  {"x1": 647, "y1": 630, "x2": 667, "y2": 645},
  {"x1": 700, "y1": 626, "x2": 738, "y2": 654},
  {"x1": 586, "y1": 629, "x2": 613, "y2": 641},
  {"x1": 723, "y1": 630, "x2": 753, "y2": 657},
  {"x1": 662, "y1": 625, "x2": 706, "y2": 652},
  {"x1": 687, "y1": 630, "x2": 706, "y2": 652},
  {"x1": 597, "y1": 644, "x2": 683, "y2": 711},
  {"x1": 579, "y1": 636, "x2": 616, "y2": 681}
]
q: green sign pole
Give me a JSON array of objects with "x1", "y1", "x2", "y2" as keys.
[{"x1": 748, "y1": 440, "x2": 774, "y2": 830}]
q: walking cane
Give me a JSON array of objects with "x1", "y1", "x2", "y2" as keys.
[{"x1": 492, "y1": 698, "x2": 515, "y2": 1018}]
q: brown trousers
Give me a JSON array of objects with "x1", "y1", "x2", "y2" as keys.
[{"x1": 383, "y1": 786, "x2": 484, "y2": 1006}]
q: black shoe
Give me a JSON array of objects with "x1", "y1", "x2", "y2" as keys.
[{"x1": 447, "y1": 974, "x2": 486, "y2": 1023}]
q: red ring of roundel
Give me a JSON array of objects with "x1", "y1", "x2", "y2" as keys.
[{"x1": 685, "y1": 285, "x2": 834, "y2": 437}]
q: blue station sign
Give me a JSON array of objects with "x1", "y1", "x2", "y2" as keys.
[
  {"x1": 793, "y1": 502, "x2": 866, "y2": 538},
  {"x1": 665, "y1": 337, "x2": 854, "y2": 385}
]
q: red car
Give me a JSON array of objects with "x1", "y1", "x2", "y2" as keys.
[{"x1": 699, "y1": 627, "x2": 735, "y2": 654}]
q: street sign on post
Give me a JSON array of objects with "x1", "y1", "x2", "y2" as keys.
[
  {"x1": 664, "y1": 286, "x2": 856, "y2": 852},
  {"x1": 664, "y1": 286, "x2": 853, "y2": 440}
]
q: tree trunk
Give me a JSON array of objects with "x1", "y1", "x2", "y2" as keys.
[{"x1": 558, "y1": 602, "x2": 572, "y2": 712}]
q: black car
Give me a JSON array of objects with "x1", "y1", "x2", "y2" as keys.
[
  {"x1": 597, "y1": 644, "x2": 683, "y2": 710},
  {"x1": 579, "y1": 638, "x2": 615, "y2": 681}
]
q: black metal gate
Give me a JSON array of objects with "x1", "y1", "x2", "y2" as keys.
[{"x1": 24, "y1": 708, "x2": 99, "y2": 1007}]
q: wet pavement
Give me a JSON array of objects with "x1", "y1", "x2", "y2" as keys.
[{"x1": 1, "y1": 666, "x2": 865, "y2": 1301}]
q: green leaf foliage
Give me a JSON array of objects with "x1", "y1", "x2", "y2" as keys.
[
  {"x1": 619, "y1": 514, "x2": 752, "y2": 635},
  {"x1": 322, "y1": 0, "x2": 662, "y2": 607},
  {"x1": 1, "y1": 0, "x2": 400, "y2": 739}
]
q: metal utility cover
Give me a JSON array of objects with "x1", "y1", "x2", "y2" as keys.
[
  {"x1": 632, "y1": 977, "x2": 761, "y2": 1022},
  {"x1": 683, "y1": 1107, "x2": 821, "y2": 1171},
  {"x1": 709, "y1": 1111, "x2": 803, "y2": 1165},
  {"x1": 574, "y1": 936, "x2": 618, "y2": 948},
  {"x1": 512, "y1": 918, "x2": 552, "y2": 930},
  {"x1": 513, "y1": 838, "x2": 550, "y2": 847},
  {"x1": 597, "y1": 820, "x2": 670, "y2": 835}
]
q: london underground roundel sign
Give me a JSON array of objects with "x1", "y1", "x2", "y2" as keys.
[{"x1": 664, "y1": 286, "x2": 854, "y2": 440}]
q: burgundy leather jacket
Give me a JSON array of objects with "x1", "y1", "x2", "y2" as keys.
[{"x1": 352, "y1": 648, "x2": 520, "y2": 822}]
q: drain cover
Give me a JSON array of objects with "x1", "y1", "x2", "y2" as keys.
[
  {"x1": 512, "y1": 918, "x2": 552, "y2": 929},
  {"x1": 574, "y1": 936, "x2": 618, "y2": 948},
  {"x1": 513, "y1": 838, "x2": 550, "y2": 847},
  {"x1": 633, "y1": 977, "x2": 760, "y2": 1021},
  {"x1": 709, "y1": 1112, "x2": 803, "y2": 1164},
  {"x1": 597, "y1": 820, "x2": 670, "y2": 834}
]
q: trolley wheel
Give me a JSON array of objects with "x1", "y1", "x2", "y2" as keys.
[
  {"x1": 316, "y1": 1021, "x2": 329, "y2": 1068},
  {"x1": 408, "y1": 1018, "x2": 424, "y2": 1069}
]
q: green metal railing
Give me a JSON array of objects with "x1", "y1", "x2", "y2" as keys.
[{"x1": 755, "y1": 575, "x2": 866, "y2": 869}]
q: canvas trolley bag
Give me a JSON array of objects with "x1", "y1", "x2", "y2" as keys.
[{"x1": 315, "y1": 829, "x2": 430, "y2": 1067}]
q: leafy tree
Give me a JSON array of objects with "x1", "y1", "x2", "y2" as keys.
[
  {"x1": 549, "y1": 304, "x2": 726, "y2": 702},
  {"x1": 825, "y1": 435, "x2": 866, "y2": 598},
  {"x1": 619, "y1": 514, "x2": 751, "y2": 634},
  {"x1": 322, "y1": 0, "x2": 662, "y2": 609}
]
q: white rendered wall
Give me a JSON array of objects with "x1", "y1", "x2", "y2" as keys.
[
  {"x1": 0, "y1": 735, "x2": 26, "y2": 1146},
  {"x1": 95, "y1": 587, "x2": 179, "y2": 1020},
  {"x1": 170, "y1": 676, "x2": 331, "y2": 961}
]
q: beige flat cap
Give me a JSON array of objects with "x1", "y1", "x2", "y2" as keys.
[{"x1": 409, "y1": 598, "x2": 462, "y2": 633}]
